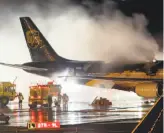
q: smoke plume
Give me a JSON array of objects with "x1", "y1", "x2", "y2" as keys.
[
  {"x1": 0, "y1": 0, "x2": 161, "y2": 101},
  {"x1": 0, "y1": 0, "x2": 160, "y2": 64}
]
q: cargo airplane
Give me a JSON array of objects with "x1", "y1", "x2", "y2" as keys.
[{"x1": 0, "y1": 17, "x2": 163, "y2": 98}]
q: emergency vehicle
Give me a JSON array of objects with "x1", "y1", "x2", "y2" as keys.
[
  {"x1": 28, "y1": 81, "x2": 62, "y2": 108},
  {"x1": 0, "y1": 82, "x2": 17, "y2": 106}
]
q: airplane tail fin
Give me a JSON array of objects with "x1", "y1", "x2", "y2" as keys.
[
  {"x1": 132, "y1": 96, "x2": 163, "y2": 133},
  {"x1": 20, "y1": 17, "x2": 68, "y2": 62}
]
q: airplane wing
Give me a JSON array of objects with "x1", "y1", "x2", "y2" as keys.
[
  {"x1": 58, "y1": 75, "x2": 163, "y2": 82},
  {"x1": 0, "y1": 62, "x2": 48, "y2": 71}
]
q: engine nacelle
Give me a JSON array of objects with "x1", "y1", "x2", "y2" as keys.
[{"x1": 135, "y1": 83, "x2": 161, "y2": 98}]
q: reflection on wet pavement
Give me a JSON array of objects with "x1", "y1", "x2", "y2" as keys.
[{"x1": 0, "y1": 100, "x2": 154, "y2": 127}]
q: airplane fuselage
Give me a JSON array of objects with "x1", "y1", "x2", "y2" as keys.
[
  {"x1": 22, "y1": 60, "x2": 163, "y2": 78},
  {"x1": 23, "y1": 60, "x2": 108, "y2": 77}
]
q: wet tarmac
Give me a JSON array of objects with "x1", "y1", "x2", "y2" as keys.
[
  {"x1": 0, "y1": 121, "x2": 137, "y2": 133},
  {"x1": 0, "y1": 99, "x2": 154, "y2": 128}
]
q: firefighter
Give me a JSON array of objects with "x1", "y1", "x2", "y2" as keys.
[
  {"x1": 65, "y1": 94, "x2": 69, "y2": 104},
  {"x1": 63, "y1": 94, "x2": 66, "y2": 105},
  {"x1": 57, "y1": 93, "x2": 62, "y2": 106},
  {"x1": 47, "y1": 95, "x2": 52, "y2": 108},
  {"x1": 54, "y1": 98, "x2": 58, "y2": 107},
  {"x1": 63, "y1": 93, "x2": 69, "y2": 110},
  {"x1": 18, "y1": 92, "x2": 24, "y2": 108}
]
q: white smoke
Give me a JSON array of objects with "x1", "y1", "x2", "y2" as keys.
[
  {"x1": 0, "y1": 1, "x2": 161, "y2": 102},
  {"x1": 40, "y1": 8, "x2": 159, "y2": 63},
  {"x1": 0, "y1": 1, "x2": 160, "y2": 63}
]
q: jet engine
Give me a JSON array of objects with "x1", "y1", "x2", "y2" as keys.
[{"x1": 135, "y1": 83, "x2": 162, "y2": 98}]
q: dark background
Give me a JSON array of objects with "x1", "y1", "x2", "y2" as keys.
[{"x1": 78, "y1": 0, "x2": 163, "y2": 49}]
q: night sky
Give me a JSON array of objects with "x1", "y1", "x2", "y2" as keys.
[
  {"x1": 83, "y1": 0, "x2": 163, "y2": 49},
  {"x1": 72, "y1": 0, "x2": 163, "y2": 33},
  {"x1": 115, "y1": 0, "x2": 162, "y2": 35},
  {"x1": 118, "y1": 0, "x2": 163, "y2": 49}
]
